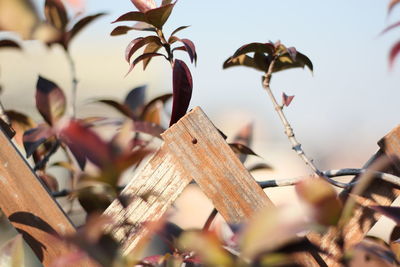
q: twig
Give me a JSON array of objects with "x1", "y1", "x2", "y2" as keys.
[
  {"x1": 65, "y1": 51, "x2": 78, "y2": 118},
  {"x1": 257, "y1": 168, "x2": 400, "y2": 188},
  {"x1": 262, "y1": 57, "x2": 346, "y2": 188}
]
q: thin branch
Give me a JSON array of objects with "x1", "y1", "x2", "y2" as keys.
[
  {"x1": 257, "y1": 168, "x2": 400, "y2": 189},
  {"x1": 65, "y1": 51, "x2": 78, "y2": 118},
  {"x1": 262, "y1": 57, "x2": 346, "y2": 188}
]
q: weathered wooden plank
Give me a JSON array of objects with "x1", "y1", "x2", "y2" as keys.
[
  {"x1": 309, "y1": 126, "x2": 400, "y2": 266},
  {"x1": 104, "y1": 146, "x2": 191, "y2": 254},
  {"x1": 105, "y1": 107, "x2": 319, "y2": 265},
  {"x1": 162, "y1": 107, "x2": 321, "y2": 266},
  {"x1": 0, "y1": 129, "x2": 90, "y2": 266},
  {"x1": 162, "y1": 107, "x2": 274, "y2": 223}
]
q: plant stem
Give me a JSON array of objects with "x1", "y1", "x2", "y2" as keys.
[
  {"x1": 262, "y1": 58, "x2": 347, "y2": 188},
  {"x1": 203, "y1": 208, "x2": 218, "y2": 231},
  {"x1": 65, "y1": 50, "x2": 78, "y2": 118}
]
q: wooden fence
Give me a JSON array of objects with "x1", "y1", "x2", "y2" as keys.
[{"x1": 0, "y1": 106, "x2": 399, "y2": 266}]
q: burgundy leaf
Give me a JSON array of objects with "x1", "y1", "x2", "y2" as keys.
[
  {"x1": 170, "y1": 59, "x2": 193, "y2": 126},
  {"x1": 389, "y1": 0, "x2": 400, "y2": 14},
  {"x1": 23, "y1": 124, "x2": 53, "y2": 157},
  {"x1": 95, "y1": 99, "x2": 134, "y2": 118},
  {"x1": 126, "y1": 53, "x2": 166, "y2": 76},
  {"x1": 59, "y1": 120, "x2": 112, "y2": 168},
  {"x1": 141, "y1": 93, "x2": 172, "y2": 119},
  {"x1": 131, "y1": 0, "x2": 156, "y2": 13},
  {"x1": 125, "y1": 35, "x2": 162, "y2": 63},
  {"x1": 287, "y1": 47, "x2": 297, "y2": 61},
  {"x1": 0, "y1": 40, "x2": 21, "y2": 49},
  {"x1": 168, "y1": 25, "x2": 190, "y2": 41},
  {"x1": 112, "y1": 11, "x2": 146, "y2": 23},
  {"x1": 233, "y1": 42, "x2": 275, "y2": 58},
  {"x1": 174, "y1": 38, "x2": 197, "y2": 64},
  {"x1": 44, "y1": 0, "x2": 68, "y2": 30},
  {"x1": 248, "y1": 163, "x2": 273, "y2": 172},
  {"x1": 67, "y1": 13, "x2": 106, "y2": 44},
  {"x1": 142, "y1": 42, "x2": 163, "y2": 70},
  {"x1": 370, "y1": 206, "x2": 400, "y2": 225},
  {"x1": 229, "y1": 143, "x2": 259, "y2": 157},
  {"x1": 36, "y1": 76, "x2": 66, "y2": 126},
  {"x1": 380, "y1": 21, "x2": 400, "y2": 36},
  {"x1": 110, "y1": 26, "x2": 136, "y2": 36},
  {"x1": 144, "y1": 3, "x2": 175, "y2": 29},
  {"x1": 233, "y1": 123, "x2": 253, "y2": 163},
  {"x1": 389, "y1": 41, "x2": 400, "y2": 68},
  {"x1": 133, "y1": 121, "x2": 164, "y2": 138},
  {"x1": 282, "y1": 92, "x2": 295, "y2": 107},
  {"x1": 38, "y1": 173, "x2": 59, "y2": 192},
  {"x1": 124, "y1": 85, "x2": 146, "y2": 113}
]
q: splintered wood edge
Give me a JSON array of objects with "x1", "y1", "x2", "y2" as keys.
[
  {"x1": 162, "y1": 107, "x2": 273, "y2": 223},
  {"x1": 0, "y1": 129, "x2": 92, "y2": 267}
]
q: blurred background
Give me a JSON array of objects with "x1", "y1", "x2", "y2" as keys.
[{"x1": 1, "y1": 0, "x2": 400, "y2": 264}]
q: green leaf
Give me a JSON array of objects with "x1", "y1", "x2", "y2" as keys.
[
  {"x1": 233, "y1": 42, "x2": 275, "y2": 58},
  {"x1": 0, "y1": 235, "x2": 24, "y2": 267},
  {"x1": 144, "y1": 3, "x2": 175, "y2": 29}
]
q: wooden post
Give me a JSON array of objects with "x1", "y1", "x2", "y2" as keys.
[
  {"x1": 0, "y1": 129, "x2": 91, "y2": 266},
  {"x1": 309, "y1": 126, "x2": 400, "y2": 266}
]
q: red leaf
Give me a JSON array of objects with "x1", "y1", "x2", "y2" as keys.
[
  {"x1": 287, "y1": 47, "x2": 297, "y2": 61},
  {"x1": 36, "y1": 76, "x2": 66, "y2": 126},
  {"x1": 170, "y1": 59, "x2": 193, "y2": 126},
  {"x1": 126, "y1": 52, "x2": 166, "y2": 76},
  {"x1": 124, "y1": 85, "x2": 146, "y2": 114},
  {"x1": 125, "y1": 36, "x2": 162, "y2": 63},
  {"x1": 390, "y1": 41, "x2": 400, "y2": 69},
  {"x1": 282, "y1": 93, "x2": 295, "y2": 107},
  {"x1": 59, "y1": 120, "x2": 112, "y2": 168},
  {"x1": 169, "y1": 25, "x2": 190, "y2": 39}
]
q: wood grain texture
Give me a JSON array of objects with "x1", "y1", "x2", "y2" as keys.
[
  {"x1": 161, "y1": 107, "x2": 274, "y2": 224},
  {"x1": 309, "y1": 126, "x2": 400, "y2": 266},
  {"x1": 104, "y1": 146, "x2": 191, "y2": 254},
  {"x1": 0, "y1": 129, "x2": 90, "y2": 266}
]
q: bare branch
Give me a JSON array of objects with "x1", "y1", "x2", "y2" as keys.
[{"x1": 257, "y1": 168, "x2": 400, "y2": 188}]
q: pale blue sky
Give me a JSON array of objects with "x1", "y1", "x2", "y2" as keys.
[{"x1": 1, "y1": 0, "x2": 400, "y2": 174}]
